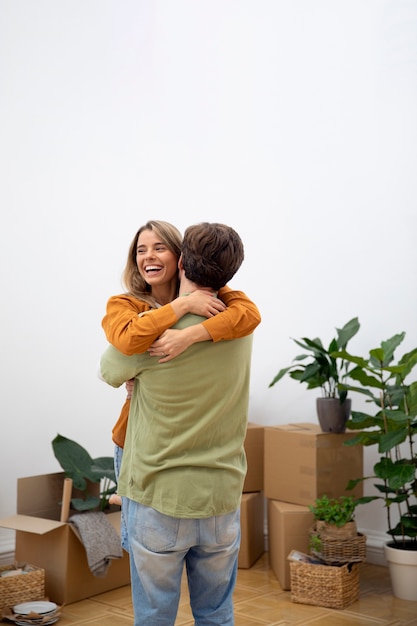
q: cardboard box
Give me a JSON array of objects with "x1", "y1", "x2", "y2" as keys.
[
  {"x1": 267, "y1": 499, "x2": 313, "y2": 590},
  {"x1": 264, "y1": 423, "x2": 363, "y2": 506},
  {"x1": 243, "y1": 423, "x2": 264, "y2": 493},
  {"x1": 0, "y1": 473, "x2": 130, "y2": 605},
  {"x1": 238, "y1": 492, "x2": 265, "y2": 569}
]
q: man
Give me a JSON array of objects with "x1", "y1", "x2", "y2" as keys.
[{"x1": 100, "y1": 222, "x2": 258, "y2": 625}]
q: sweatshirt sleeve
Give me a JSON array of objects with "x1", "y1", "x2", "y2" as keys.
[
  {"x1": 102, "y1": 294, "x2": 178, "y2": 356},
  {"x1": 202, "y1": 286, "x2": 261, "y2": 342},
  {"x1": 99, "y1": 344, "x2": 142, "y2": 388}
]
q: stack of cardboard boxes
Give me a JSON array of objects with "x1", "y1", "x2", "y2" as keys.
[
  {"x1": 0, "y1": 422, "x2": 267, "y2": 605},
  {"x1": 238, "y1": 422, "x2": 266, "y2": 568},
  {"x1": 0, "y1": 422, "x2": 363, "y2": 603},
  {"x1": 264, "y1": 423, "x2": 364, "y2": 590}
]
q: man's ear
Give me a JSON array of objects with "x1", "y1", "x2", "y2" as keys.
[{"x1": 178, "y1": 254, "x2": 184, "y2": 270}]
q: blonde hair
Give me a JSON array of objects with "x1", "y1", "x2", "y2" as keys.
[{"x1": 122, "y1": 220, "x2": 182, "y2": 307}]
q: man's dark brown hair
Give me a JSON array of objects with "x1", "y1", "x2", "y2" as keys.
[{"x1": 181, "y1": 222, "x2": 244, "y2": 291}]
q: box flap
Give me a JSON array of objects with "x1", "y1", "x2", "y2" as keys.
[
  {"x1": 0, "y1": 514, "x2": 65, "y2": 535},
  {"x1": 246, "y1": 422, "x2": 265, "y2": 430},
  {"x1": 287, "y1": 423, "x2": 321, "y2": 433},
  {"x1": 266, "y1": 423, "x2": 322, "y2": 434},
  {"x1": 17, "y1": 472, "x2": 67, "y2": 519},
  {"x1": 17, "y1": 472, "x2": 100, "y2": 519}
]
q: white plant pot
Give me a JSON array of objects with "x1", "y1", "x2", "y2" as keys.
[{"x1": 384, "y1": 541, "x2": 417, "y2": 601}]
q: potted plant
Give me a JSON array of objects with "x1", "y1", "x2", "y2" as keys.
[
  {"x1": 335, "y1": 331, "x2": 417, "y2": 600},
  {"x1": 309, "y1": 494, "x2": 358, "y2": 534},
  {"x1": 308, "y1": 494, "x2": 366, "y2": 564},
  {"x1": 52, "y1": 434, "x2": 117, "y2": 512},
  {"x1": 269, "y1": 317, "x2": 360, "y2": 432}
]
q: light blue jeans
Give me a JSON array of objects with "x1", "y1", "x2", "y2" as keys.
[
  {"x1": 127, "y1": 499, "x2": 240, "y2": 626},
  {"x1": 114, "y1": 444, "x2": 129, "y2": 552}
]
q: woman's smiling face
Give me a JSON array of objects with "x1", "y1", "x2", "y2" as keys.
[{"x1": 136, "y1": 228, "x2": 179, "y2": 288}]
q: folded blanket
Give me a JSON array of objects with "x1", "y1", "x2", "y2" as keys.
[{"x1": 69, "y1": 511, "x2": 123, "y2": 577}]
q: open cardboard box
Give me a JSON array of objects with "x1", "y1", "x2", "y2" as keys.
[{"x1": 0, "y1": 473, "x2": 130, "y2": 605}]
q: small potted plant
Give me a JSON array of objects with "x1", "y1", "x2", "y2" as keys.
[
  {"x1": 335, "y1": 331, "x2": 417, "y2": 600},
  {"x1": 269, "y1": 317, "x2": 360, "y2": 432},
  {"x1": 309, "y1": 494, "x2": 358, "y2": 538},
  {"x1": 308, "y1": 494, "x2": 366, "y2": 564}
]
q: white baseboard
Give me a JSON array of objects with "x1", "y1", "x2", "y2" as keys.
[
  {"x1": 360, "y1": 528, "x2": 389, "y2": 567},
  {"x1": 0, "y1": 550, "x2": 15, "y2": 566},
  {"x1": 0, "y1": 526, "x2": 388, "y2": 569},
  {"x1": 264, "y1": 526, "x2": 389, "y2": 568}
]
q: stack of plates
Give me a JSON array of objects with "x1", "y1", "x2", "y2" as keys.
[{"x1": 11, "y1": 601, "x2": 60, "y2": 625}]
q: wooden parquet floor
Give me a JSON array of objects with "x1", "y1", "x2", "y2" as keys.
[{"x1": 5, "y1": 554, "x2": 417, "y2": 625}]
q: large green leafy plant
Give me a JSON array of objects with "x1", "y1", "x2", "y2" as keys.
[
  {"x1": 336, "y1": 333, "x2": 417, "y2": 546},
  {"x1": 269, "y1": 317, "x2": 360, "y2": 402},
  {"x1": 52, "y1": 434, "x2": 116, "y2": 512}
]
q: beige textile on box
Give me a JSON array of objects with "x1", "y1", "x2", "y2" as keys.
[{"x1": 69, "y1": 512, "x2": 123, "y2": 577}]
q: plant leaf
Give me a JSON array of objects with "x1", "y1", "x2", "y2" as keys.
[
  {"x1": 52, "y1": 434, "x2": 101, "y2": 490},
  {"x1": 92, "y1": 456, "x2": 116, "y2": 482},
  {"x1": 336, "y1": 317, "x2": 360, "y2": 350},
  {"x1": 70, "y1": 496, "x2": 101, "y2": 511},
  {"x1": 407, "y1": 381, "x2": 417, "y2": 417},
  {"x1": 378, "y1": 428, "x2": 408, "y2": 453},
  {"x1": 349, "y1": 367, "x2": 383, "y2": 389},
  {"x1": 269, "y1": 367, "x2": 293, "y2": 387}
]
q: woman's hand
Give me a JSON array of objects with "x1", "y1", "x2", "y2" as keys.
[
  {"x1": 148, "y1": 325, "x2": 212, "y2": 362},
  {"x1": 148, "y1": 330, "x2": 191, "y2": 362},
  {"x1": 125, "y1": 379, "x2": 134, "y2": 399},
  {"x1": 181, "y1": 290, "x2": 226, "y2": 317}
]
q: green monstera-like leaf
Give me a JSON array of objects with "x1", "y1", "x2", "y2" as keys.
[{"x1": 52, "y1": 434, "x2": 116, "y2": 511}]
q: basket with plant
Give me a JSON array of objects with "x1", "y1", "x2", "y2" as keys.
[{"x1": 308, "y1": 495, "x2": 366, "y2": 564}]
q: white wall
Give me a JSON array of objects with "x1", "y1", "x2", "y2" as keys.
[{"x1": 1, "y1": 0, "x2": 416, "y2": 559}]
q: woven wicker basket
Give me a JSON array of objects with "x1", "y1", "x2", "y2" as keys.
[
  {"x1": 310, "y1": 531, "x2": 367, "y2": 564},
  {"x1": 290, "y1": 561, "x2": 360, "y2": 609},
  {"x1": 0, "y1": 564, "x2": 45, "y2": 614}
]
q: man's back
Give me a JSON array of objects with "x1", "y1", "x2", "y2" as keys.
[{"x1": 116, "y1": 314, "x2": 253, "y2": 518}]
